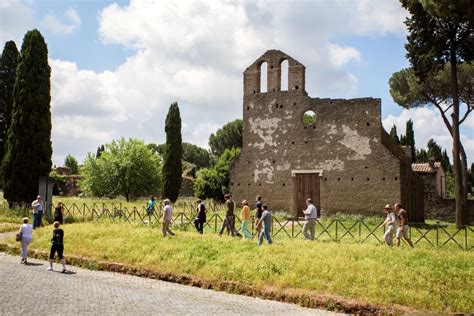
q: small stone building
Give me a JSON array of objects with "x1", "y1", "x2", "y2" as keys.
[
  {"x1": 230, "y1": 50, "x2": 424, "y2": 221},
  {"x1": 412, "y1": 159, "x2": 446, "y2": 198}
]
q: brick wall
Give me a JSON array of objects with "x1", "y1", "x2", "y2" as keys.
[{"x1": 231, "y1": 50, "x2": 424, "y2": 217}]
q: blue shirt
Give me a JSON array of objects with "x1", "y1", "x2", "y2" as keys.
[
  {"x1": 147, "y1": 200, "x2": 155, "y2": 210},
  {"x1": 261, "y1": 210, "x2": 272, "y2": 230}
]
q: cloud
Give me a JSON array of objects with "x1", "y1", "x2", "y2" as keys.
[
  {"x1": 328, "y1": 44, "x2": 362, "y2": 67},
  {"x1": 0, "y1": 0, "x2": 35, "y2": 45},
  {"x1": 42, "y1": 8, "x2": 81, "y2": 34},
  {"x1": 382, "y1": 108, "x2": 474, "y2": 164},
  {"x1": 48, "y1": 0, "x2": 409, "y2": 165}
]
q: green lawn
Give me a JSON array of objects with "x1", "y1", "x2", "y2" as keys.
[{"x1": 5, "y1": 221, "x2": 473, "y2": 313}]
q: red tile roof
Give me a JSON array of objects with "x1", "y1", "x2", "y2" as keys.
[{"x1": 411, "y1": 162, "x2": 442, "y2": 174}]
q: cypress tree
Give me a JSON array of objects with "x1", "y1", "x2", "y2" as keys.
[
  {"x1": 389, "y1": 125, "x2": 400, "y2": 144},
  {"x1": 0, "y1": 41, "x2": 19, "y2": 163},
  {"x1": 405, "y1": 119, "x2": 416, "y2": 162},
  {"x1": 162, "y1": 102, "x2": 182, "y2": 202},
  {"x1": 1, "y1": 29, "x2": 52, "y2": 203}
]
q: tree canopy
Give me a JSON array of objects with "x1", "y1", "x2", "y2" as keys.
[
  {"x1": 209, "y1": 119, "x2": 242, "y2": 157},
  {"x1": 394, "y1": 0, "x2": 472, "y2": 226},
  {"x1": 148, "y1": 142, "x2": 210, "y2": 170},
  {"x1": 82, "y1": 138, "x2": 161, "y2": 201},
  {"x1": 1, "y1": 30, "x2": 52, "y2": 203},
  {"x1": 194, "y1": 147, "x2": 240, "y2": 202},
  {"x1": 64, "y1": 154, "x2": 79, "y2": 175}
]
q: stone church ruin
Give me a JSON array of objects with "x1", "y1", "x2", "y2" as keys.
[{"x1": 230, "y1": 50, "x2": 424, "y2": 221}]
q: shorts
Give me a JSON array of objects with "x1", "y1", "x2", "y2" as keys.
[
  {"x1": 50, "y1": 244, "x2": 64, "y2": 260},
  {"x1": 396, "y1": 225, "x2": 409, "y2": 239}
]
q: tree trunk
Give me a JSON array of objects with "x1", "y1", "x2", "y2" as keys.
[{"x1": 450, "y1": 44, "x2": 467, "y2": 228}]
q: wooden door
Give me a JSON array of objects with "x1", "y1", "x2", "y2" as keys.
[{"x1": 294, "y1": 173, "x2": 320, "y2": 218}]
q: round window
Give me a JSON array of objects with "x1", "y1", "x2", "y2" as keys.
[{"x1": 302, "y1": 110, "x2": 317, "y2": 126}]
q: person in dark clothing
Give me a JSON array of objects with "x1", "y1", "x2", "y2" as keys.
[
  {"x1": 47, "y1": 221, "x2": 66, "y2": 273},
  {"x1": 194, "y1": 199, "x2": 207, "y2": 234},
  {"x1": 219, "y1": 194, "x2": 236, "y2": 236},
  {"x1": 54, "y1": 201, "x2": 64, "y2": 224},
  {"x1": 255, "y1": 195, "x2": 263, "y2": 234}
]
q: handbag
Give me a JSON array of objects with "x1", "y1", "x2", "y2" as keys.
[{"x1": 15, "y1": 232, "x2": 22, "y2": 242}]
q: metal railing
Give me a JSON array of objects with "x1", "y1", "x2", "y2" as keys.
[{"x1": 1, "y1": 202, "x2": 472, "y2": 250}]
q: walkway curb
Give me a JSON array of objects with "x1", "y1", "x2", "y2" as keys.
[{"x1": 0, "y1": 241, "x2": 411, "y2": 314}]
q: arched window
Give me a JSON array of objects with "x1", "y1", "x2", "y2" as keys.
[
  {"x1": 260, "y1": 62, "x2": 267, "y2": 93},
  {"x1": 280, "y1": 59, "x2": 288, "y2": 91}
]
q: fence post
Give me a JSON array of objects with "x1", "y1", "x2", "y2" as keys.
[
  {"x1": 465, "y1": 226, "x2": 468, "y2": 250},
  {"x1": 435, "y1": 221, "x2": 439, "y2": 247},
  {"x1": 358, "y1": 220, "x2": 361, "y2": 243}
]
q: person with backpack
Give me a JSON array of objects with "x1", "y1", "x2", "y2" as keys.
[
  {"x1": 47, "y1": 221, "x2": 66, "y2": 273},
  {"x1": 194, "y1": 199, "x2": 207, "y2": 234},
  {"x1": 146, "y1": 195, "x2": 156, "y2": 223}
]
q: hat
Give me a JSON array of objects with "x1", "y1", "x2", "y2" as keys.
[
  {"x1": 163, "y1": 199, "x2": 170, "y2": 203},
  {"x1": 384, "y1": 204, "x2": 392, "y2": 210},
  {"x1": 242, "y1": 200, "x2": 248, "y2": 205}
]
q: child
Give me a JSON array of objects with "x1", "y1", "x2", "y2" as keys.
[{"x1": 48, "y1": 221, "x2": 66, "y2": 273}]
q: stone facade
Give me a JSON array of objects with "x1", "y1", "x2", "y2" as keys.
[{"x1": 230, "y1": 50, "x2": 424, "y2": 220}]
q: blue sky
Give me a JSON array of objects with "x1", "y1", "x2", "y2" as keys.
[{"x1": 0, "y1": 0, "x2": 472, "y2": 165}]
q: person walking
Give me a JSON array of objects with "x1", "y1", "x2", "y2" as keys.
[
  {"x1": 194, "y1": 199, "x2": 207, "y2": 234},
  {"x1": 146, "y1": 195, "x2": 156, "y2": 223},
  {"x1": 302, "y1": 198, "x2": 318, "y2": 240},
  {"x1": 18, "y1": 217, "x2": 33, "y2": 264},
  {"x1": 31, "y1": 195, "x2": 44, "y2": 229},
  {"x1": 240, "y1": 200, "x2": 252, "y2": 239},
  {"x1": 162, "y1": 199, "x2": 175, "y2": 237},
  {"x1": 47, "y1": 221, "x2": 66, "y2": 273},
  {"x1": 378, "y1": 204, "x2": 396, "y2": 246},
  {"x1": 254, "y1": 195, "x2": 263, "y2": 235},
  {"x1": 394, "y1": 203, "x2": 414, "y2": 248},
  {"x1": 219, "y1": 194, "x2": 236, "y2": 237},
  {"x1": 256, "y1": 205, "x2": 273, "y2": 246},
  {"x1": 54, "y1": 201, "x2": 64, "y2": 224}
]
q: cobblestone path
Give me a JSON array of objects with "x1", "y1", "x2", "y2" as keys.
[{"x1": 0, "y1": 253, "x2": 340, "y2": 315}]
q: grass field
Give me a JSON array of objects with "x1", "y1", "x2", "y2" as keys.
[{"x1": 4, "y1": 221, "x2": 473, "y2": 313}]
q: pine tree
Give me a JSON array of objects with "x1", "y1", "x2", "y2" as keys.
[
  {"x1": 389, "y1": 125, "x2": 400, "y2": 144},
  {"x1": 162, "y1": 102, "x2": 182, "y2": 202},
  {"x1": 1, "y1": 30, "x2": 52, "y2": 203},
  {"x1": 0, "y1": 41, "x2": 19, "y2": 164}
]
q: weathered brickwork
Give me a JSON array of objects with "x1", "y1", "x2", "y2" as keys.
[{"x1": 231, "y1": 50, "x2": 424, "y2": 220}]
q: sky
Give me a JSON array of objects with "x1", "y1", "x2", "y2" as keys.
[{"x1": 0, "y1": 0, "x2": 472, "y2": 166}]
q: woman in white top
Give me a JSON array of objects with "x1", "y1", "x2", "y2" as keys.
[
  {"x1": 378, "y1": 204, "x2": 396, "y2": 246},
  {"x1": 19, "y1": 217, "x2": 33, "y2": 264}
]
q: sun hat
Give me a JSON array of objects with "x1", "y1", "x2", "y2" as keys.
[{"x1": 384, "y1": 204, "x2": 392, "y2": 210}]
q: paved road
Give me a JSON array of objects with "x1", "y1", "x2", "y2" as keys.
[{"x1": 0, "y1": 253, "x2": 339, "y2": 315}]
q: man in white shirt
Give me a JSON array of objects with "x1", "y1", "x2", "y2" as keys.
[
  {"x1": 31, "y1": 195, "x2": 44, "y2": 229},
  {"x1": 302, "y1": 198, "x2": 318, "y2": 240},
  {"x1": 162, "y1": 199, "x2": 175, "y2": 237}
]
